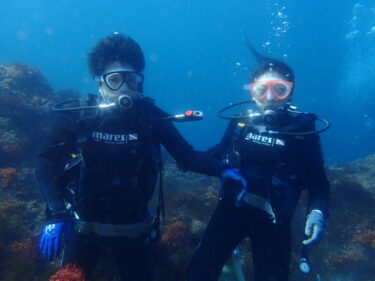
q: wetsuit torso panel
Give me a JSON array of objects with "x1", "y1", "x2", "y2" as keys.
[{"x1": 77, "y1": 116, "x2": 157, "y2": 224}]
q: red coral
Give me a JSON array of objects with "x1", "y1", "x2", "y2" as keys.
[
  {"x1": 0, "y1": 167, "x2": 19, "y2": 188},
  {"x1": 161, "y1": 221, "x2": 190, "y2": 248},
  {"x1": 9, "y1": 238, "x2": 39, "y2": 261},
  {"x1": 50, "y1": 263, "x2": 87, "y2": 281}
]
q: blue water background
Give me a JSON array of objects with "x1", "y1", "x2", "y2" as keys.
[{"x1": 0, "y1": 0, "x2": 374, "y2": 163}]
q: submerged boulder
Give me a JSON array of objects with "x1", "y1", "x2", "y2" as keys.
[{"x1": 0, "y1": 63, "x2": 57, "y2": 166}]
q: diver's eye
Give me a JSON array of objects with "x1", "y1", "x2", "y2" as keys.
[
  {"x1": 252, "y1": 83, "x2": 268, "y2": 98},
  {"x1": 273, "y1": 82, "x2": 289, "y2": 97},
  {"x1": 125, "y1": 73, "x2": 138, "y2": 89},
  {"x1": 105, "y1": 73, "x2": 123, "y2": 89}
]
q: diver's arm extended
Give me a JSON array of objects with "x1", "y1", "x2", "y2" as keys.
[
  {"x1": 151, "y1": 106, "x2": 227, "y2": 177},
  {"x1": 303, "y1": 133, "x2": 330, "y2": 218},
  {"x1": 36, "y1": 112, "x2": 78, "y2": 222}
]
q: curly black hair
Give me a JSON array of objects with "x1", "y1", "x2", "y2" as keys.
[{"x1": 87, "y1": 33, "x2": 145, "y2": 77}]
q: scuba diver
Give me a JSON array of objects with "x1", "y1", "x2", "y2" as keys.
[
  {"x1": 187, "y1": 44, "x2": 330, "y2": 281},
  {"x1": 36, "y1": 33, "x2": 245, "y2": 281}
]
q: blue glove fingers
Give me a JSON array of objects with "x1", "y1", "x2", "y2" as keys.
[
  {"x1": 222, "y1": 169, "x2": 247, "y2": 187},
  {"x1": 236, "y1": 176, "x2": 247, "y2": 188},
  {"x1": 40, "y1": 236, "x2": 48, "y2": 259},
  {"x1": 47, "y1": 237, "x2": 54, "y2": 261},
  {"x1": 39, "y1": 235, "x2": 45, "y2": 252},
  {"x1": 55, "y1": 234, "x2": 60, "y2": 256}
]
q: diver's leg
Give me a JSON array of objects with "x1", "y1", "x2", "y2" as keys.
[
  {"x1": 187, "y1": 199, "x2": 247, "y2": 281},
  {"x1": 251, "y1": 218, "x2": 291, "y2": 281},
  {"x1": 268, "y1": 221, "x2": 291, "y2": 281},
  {"x1": 112, "y1": 236, "x2": 155, "y2": 281},
  {"x1": 61, "y1": 231, "x2": 102, "y2": 279}
]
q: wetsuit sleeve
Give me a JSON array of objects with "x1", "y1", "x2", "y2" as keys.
[
  {"x1": 150, "y1": 107, "x2": 227, "y2": 178},
  {"x1": 206, "y1": 120, "x2": 238, "y2": 159},
  {"x1": 36, "y1": 112, "x2": 78, "y2": 222},
  {"x1": 303, "y1": 133, "x2": 330, "y2": 218}
]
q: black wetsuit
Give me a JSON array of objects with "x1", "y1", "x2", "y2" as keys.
[
  {"x1": 187, "y1": 110, "x2": 330, "y2": 281},
  {"x1": 36, "y1": 96, "x2": 224, "y2": 281}
]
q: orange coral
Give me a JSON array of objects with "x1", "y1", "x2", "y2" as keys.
[
  {"x1": 9, "y1": 238, "x2": 39, "y2": 261},
  {"x1": 0, "y1": 167, "x2": 19, "y2": 188},
  {"x1": 50, "y1": 263, "x2": 87, "y2": 281},
  {"x1": 353, "y1": 230, "x2": 375, "y2": 249},
  {"x1": 161, "y1": 221, "x2": 190, "y2": 248}
]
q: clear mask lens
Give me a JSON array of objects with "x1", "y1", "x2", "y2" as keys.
[
  {"x1": 272, "y1": 82, "x2": 290, "y2": 98},
  {"x1": 103, "y1": 71, "x2": 143, "y2": 91},
  {"x1": 252, "y1": 83, "x2": 268, "y2": 98},
  {"x1": 250, "y1": 80, "x2": 293, "y2": 100},
  {"x1": 105, "y1": 73, "x2": 123, "y2": 90}
]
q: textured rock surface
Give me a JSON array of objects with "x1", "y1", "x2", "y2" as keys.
[{"x1": 0, "y1": 63, "x2": 57, "y2": 166}]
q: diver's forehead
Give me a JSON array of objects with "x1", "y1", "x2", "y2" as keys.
[
  {"x1": 255, "y1": 72, "x2": 285, "y2": 82},
  {"x1": 103, "y1": 62, "x2": 135, "y2": 74}
]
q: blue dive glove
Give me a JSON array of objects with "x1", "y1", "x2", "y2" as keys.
[
  {"x1": 40, "y1": 221, "x2": 72, "y2": 261},
  {"x1": 221, "y1": 169, "x2": 247, "y2": 187},
  {"x1": 303, "y1": 210, "x2": 325, "y2": 245},
  {"x1": 221, "y1": 169, "x2": 247, "y2": 196}
]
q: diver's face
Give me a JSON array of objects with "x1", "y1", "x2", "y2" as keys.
[
  {"x1": 97, "y1": 62, "x2": 143, "y2": 103},
  {"x1": 250, "y1": 72, "x2": 293, "y2": 112}
]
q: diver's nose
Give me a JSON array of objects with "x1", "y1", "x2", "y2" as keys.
[
  {"x1": 265, "y1": 90, "x2": 274, "y2": 101},
  {"x1": 119, "y1": 81, "x2": 130, "y2": 92}
]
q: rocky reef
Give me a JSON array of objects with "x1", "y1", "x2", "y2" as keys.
[
  {"x1": 0, "y1": 62, "x2": 374, "y2": 281},
  {"x1": 0, "y1": 63, "x2": 57, "y2": 166}
]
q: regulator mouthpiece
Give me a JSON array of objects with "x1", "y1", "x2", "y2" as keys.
[
  {"x1": 117, "y1": 95, "x2": 133, "y2": 109},
  {"x1": 263, "y1": 107, "x2": 277, "y2": 123}
]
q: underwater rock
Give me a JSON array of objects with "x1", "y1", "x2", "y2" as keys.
[
  {"x1": 0, "y1": 62, "x2": 57, "y2": 167},
  {"x1": 309, "y1": 154, "x2": 375, "y2": 280},
  {"x1": 353, "y1": 230, "x2": 375, "y2": 249},
  {"x1": 0, "y1": 167, "x2": 20, "y2": 188},
  {"x1": 190, "y1": 219, "x2": 207, "y2": 238},
  {"x1": 0, "y1": 63, "x2": 55, "y2": 119}
]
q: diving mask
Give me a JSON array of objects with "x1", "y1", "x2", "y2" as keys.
[
  {"x1": 102, "y1": 71, "x2": 144, "y2": 91},
  {"x1": 249, "y1": 80, "x2": 293, "y2": 101}
]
